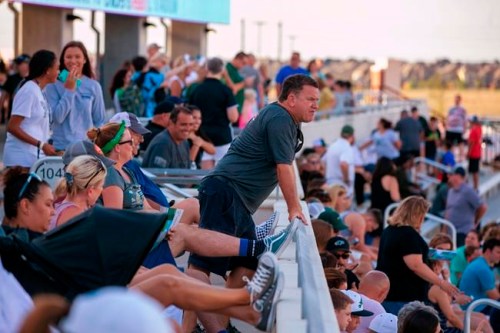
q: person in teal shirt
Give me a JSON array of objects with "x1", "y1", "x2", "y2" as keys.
[
  {"x1": 459, "y1": 238, "x2": 500, "y2": 312},
  {"x1": 450, "y1": 230, "x2": 481, "y2": 285}
]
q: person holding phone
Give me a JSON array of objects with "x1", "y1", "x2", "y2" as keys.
[
  {"x1": 3, "y1": 50, "x2": 58, "y2": 168},
  {"x1": 45, "y1": 41, "x2": 105, "y2": 152}
]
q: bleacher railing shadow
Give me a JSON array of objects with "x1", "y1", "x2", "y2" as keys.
[
  {"x1": 274, "y1": 200, "x2": 340, "y2": 333},
  {"x1": 383, "y1": 202, "x2": 457, "y2": 250}
]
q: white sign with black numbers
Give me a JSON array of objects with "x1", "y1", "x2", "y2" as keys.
[{"x1": 30, "y1": 157, "x2": 65, "y2": 189}]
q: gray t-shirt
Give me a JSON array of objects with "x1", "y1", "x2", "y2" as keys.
[
  {"x1": 239, "y1": 65, "x2": 261, "y2": 91},
  {"x1": 372, "y1": 129, "x2": 400, "y2": 159},
  {"x1": 141, "y1": 130, "x2": 190, "y2": 169},
  {"x1": 446, "y1": 183, "x2": 482, "y2": 234},
  {"x1": 209, "y1": 102, "x2": 298, "y2": 213},
  {"x1": 103, "y1": 167, "x2": 144, "y2": 210},
  {"x1": 395, "y1": 117, "x2": 422, "y2": 152}
]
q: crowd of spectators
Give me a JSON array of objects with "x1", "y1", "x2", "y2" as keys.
[{"x1": 0, "y1": 40, "x2": 498, "y2": 333}]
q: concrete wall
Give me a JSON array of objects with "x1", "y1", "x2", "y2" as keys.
[
  {"x1": 302, "y1": 101, "x2": 429, "y2": 147},
  {"x1": 21, "y1": 4, "x2": 73, "y2": 56},
  {"x1": 170, "y1": 20, "x2": 207, "y2": 59},
  {"x1": 101, "y1": 13, "x2": 148, "y2": 106}
]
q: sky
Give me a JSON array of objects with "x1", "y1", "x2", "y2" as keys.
[{"x1": 1, "y1": 0, "x2": 500, "y2": 63}]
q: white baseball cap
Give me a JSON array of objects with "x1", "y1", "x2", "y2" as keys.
[
  {"x1": 341, "y1": 290, "x2": 374, "y2": 317},
  {"x1": 308, "y1": 201, "x2": 325, "y2": 219},
  {"x1": 59, "y1": 287, "x2": 174, "y2": 333},
  {"x1": 109, "y1": 112, "x2": 151, "y2": 135},
  {"x1": 368, "y1": 313, "x2": 398, "y2": 333}
]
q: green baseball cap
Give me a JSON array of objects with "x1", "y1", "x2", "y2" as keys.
[
  {"x1": 318, "y1": 207, "x2": 348, "y2": 231},
  {"x1": 341, "y1": 124, "x2": 354, "y2": 135}
]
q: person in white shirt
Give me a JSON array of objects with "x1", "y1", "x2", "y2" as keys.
[
  {"x1": 3, "y1": 50, "x2": 58, "y2": 168},
  {"x1": 324, "y1": 125, "x2": 355, "y2": 195},
  {"x1": 0, "y1": 258, "x2": 33, "y2": 333}
]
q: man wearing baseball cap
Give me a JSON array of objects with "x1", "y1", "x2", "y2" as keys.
[
  {"x1": 318, "y1": 207, "x2": 348, "y2": 233},
  {"x1": 341, "y1": 289, "x2": 374, "y2": 333},
  {"x1": 3, "y1": 54, "x2": 30, "y2": 122},
  {"x1": 108, "y1": 112, "x2": 201, "y2": 228},
  {"x1": 326, "y1": 236, "x2": 360, "y2": 289},
  {"x1": 141, "y1": 100, "x2": 175, "y2": 153},
  {"x1": 368, "y1": 313, "x2": 398, "y2": 333},
  {"x1": 445, "y1": 165, "x2": 487, "y2": 247}
]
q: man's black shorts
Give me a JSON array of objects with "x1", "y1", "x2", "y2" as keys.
[
  {"x1": 468, "y1": 158, "x2": 480, "y2": 173},
  {"x1": 446, "y1": 131, "x2": 464, "y2": 145},
  {"x1": 188, "y1": 176, "x2": 257, "y2": 276}
]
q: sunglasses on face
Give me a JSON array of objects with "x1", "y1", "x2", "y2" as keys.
[
  {"x1": 334, "y1": 252, "x2": 350, "y2": 260},
  {"x1": 18, "y1": 172, "x2": 42, "y2": 199}
]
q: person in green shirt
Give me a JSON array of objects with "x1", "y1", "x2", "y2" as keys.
[
  {"x1": 224, "y1": 52, "x2": 254, "y2": 116},
  {"x1": 450, "y1": 229, "x2": 481, "y2": 285}
]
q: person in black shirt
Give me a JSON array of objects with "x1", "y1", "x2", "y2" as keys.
[
  {"x1": 376, "y1": 196, "x2": 460, "y2": 315},
  {"x1": 326, "y1": 236, "x2": 360, "y2": 290},
  {"x1": 188, "y1": 57, "x2": 238, "y2": 169},
  {"x1": 3, "y1": 54, "x2": 30, "y2": 122},
  {"x1": 140, "y1": 100, "x2": 174, "y2": 154}
]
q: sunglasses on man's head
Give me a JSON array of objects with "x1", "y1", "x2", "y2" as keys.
[
  {"x1": 18, "y1": 172, "x2": 42, "y2": 199},
  {"x1": 295, "y1": 127, "x2": 304, "y2": 153}
]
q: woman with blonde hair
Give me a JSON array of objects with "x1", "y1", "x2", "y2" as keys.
[
  {"x1": 376, "y1": 196, "x2": 461, "y2": 315},
  {"x1": 326, "y1": 184, "x2": 379, "y2": 259},
  {"x1": 87, "y1": 122, "x2": 156, "y2": 211},
  {"x1": 50, "y1": 155, "x2": 107, "y2": 229},
  {"x1": 167, "y1": 55, "x2": 192, "y2": 98}
]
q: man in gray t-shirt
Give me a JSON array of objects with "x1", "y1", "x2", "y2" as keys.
[
  {"x1": 395, "y1": 110, "x2": 422, "y2": 156},
  {"x1": 239, "y1": 54, "x2": 264, "y2": 108},
  {"x1": 188, "y1": 74, "x2": 319, "y2": 332},
  {"x1": 445, "y1": 166, "x2": 487, "y2": 247},
  {"x1": 141, "y1": 107, "x2": 193, "y2": 169}
]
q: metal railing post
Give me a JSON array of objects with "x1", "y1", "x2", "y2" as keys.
[
  {"x1": 464, "y1": 299, "x2": 500, "y2": 333},
  {"x1": 383, "y1": 202, "x2": 457, "y2": 249}
]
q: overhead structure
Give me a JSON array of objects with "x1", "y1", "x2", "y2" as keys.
[{"x1": 13, "y1": 0, "x2": 230, "y2": 106}]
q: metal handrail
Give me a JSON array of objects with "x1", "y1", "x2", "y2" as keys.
[
  {"x1": 383, "y1": 203, "x2": 457, "y2": 249},
  {"x1": 161, "y1": 183, "x2": 194, "y2": 198},
  {"x1": 464, "y1": 299, "x2": 500, "y2": 333},
  {"x1": 142, "y1": 168, "x2": 209, "y2": 186},
  {"x1": 314, "y1": 99, "x2": 427, "y2": 120},
  {"x1": 383, "y1": 203, "x2": 400, "y2": 228},
  {"x1": 142, "y1": 168, "x2": 209, "y2": 177},
  {"x1": 413, "y1": 157, "x2": 452, "y2": 174}
]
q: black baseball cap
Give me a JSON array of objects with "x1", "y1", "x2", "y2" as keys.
[
  {"x1": 326, "y1": 236, "x2": 350, "y2": 253},
  {"x1": 154, "y1": 100, "x2": 175, "y2": 116},
  {"x1": 452, "y1": 166, "x2": 466, "y2": 177},
  {"x1": 14, "y1": 54, "x2": 30, "y2": 65}
]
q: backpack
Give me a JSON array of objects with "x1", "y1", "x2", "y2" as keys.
[{"x1": 119, "y1": 84, "x2": 144, "y2": 117}]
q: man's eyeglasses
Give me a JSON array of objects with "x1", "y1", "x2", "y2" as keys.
[
  {"x1": 18, "y1": 173, "x2": 42, "y2": 199},
  {"x1": 295, "y1": 127, "x2": 304, "y2": 153},
  {"x1": 333, "y1": 252, "x2": 350, "y2": 260}
]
